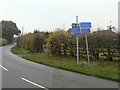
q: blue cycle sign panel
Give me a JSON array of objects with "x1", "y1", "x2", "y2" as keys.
[
  {"x1": 72, "y1": 22, "x2": 92, "y2": 35},
  {"x1": 72, "y1": 28, "x2": 80, "y2": 35},
  {"x1": 72, "y1": 28, "x2": 80, "y2": 33},
  {"x1": 80, "y1": 22, "x2": 91, "y2": 33},
  {"x1": 73, "y1": 32, "x2": 80, "y2": 35},
  {"x1": 81, "y1": 29, "x2": 91, "y2": 33},
  {"x1": 80, "y1": 22, "x2": 91, "y2": 29}
]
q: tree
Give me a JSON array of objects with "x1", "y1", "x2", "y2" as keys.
[
  {"x1": 2, "y1": 20, "x2": 21, "y2": 43},
  {"x1": 33, "y1": 30, "x2": 40, "y2": 33}
]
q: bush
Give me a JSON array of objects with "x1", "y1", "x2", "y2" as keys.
[
  {"x1": 46, "y1": 29, "x2": 72, "y2": 56},
  {"x1": 46, "y1": 29, "x2": 119, "y2": 61},
  {"x1": 17, "y1": 29, "x2": 119, "y2": 61},
  {"x1": 17, "y1": 33, "x2": 46, "y2": 53},
  {"x1": 0, "y1": 38, "x2": 8, "y2": 46}
]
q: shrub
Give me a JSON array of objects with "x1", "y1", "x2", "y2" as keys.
[
  {"x1": 17, "y1": 33, "x2": 46, "y2": 52},
  {"x1": 46, "y1": 29, "x2": 72, "y2": 56},
  {"x1": 0, "y1": 38, "x2": 8, "y2": 45}
]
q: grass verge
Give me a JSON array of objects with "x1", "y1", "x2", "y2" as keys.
[
  {"x1": 23, "y1": 52, "x2": 118, "y2": 82},
  {"x1": 11, "y1": 45, "x2": 27, "y2": 54},
  {"x1": 12, "y1": 46, "x2": 118, "y2": 81}
]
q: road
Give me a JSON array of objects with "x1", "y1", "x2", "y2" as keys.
[{"x1": 1, "y1": 44, "x2": 118, "y2": 89}]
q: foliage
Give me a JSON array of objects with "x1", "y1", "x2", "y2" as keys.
[
  {"x1": 33, "y1": 30, "x2": 40, "y2": 33},
  {"x1": 1, "y1": 20, "x2": 21, "y2": 43},
  {"x1": 0, "y1": 38, "x2": 8, "y2": 46},
  {"x1": 17, "y1": 32, "x2": 46, "y2": 53},
  {"x1": 15, "y1": 39, "x2": 119, "y2": 81},
  {"x1": 46, "y1": 29, "x2": 119, "y2": 61},
  {"x1": 17, "y1": 27, "x2": 119, "y2": 61},
  {"x1": 46, "y1": 29, "x2": 72, "y2": 56},
  {"x1": 87, "y1": 32, "x2": 118, "y2": 61},
  {"x1": 30, "y1": 33, "x2": 46, "y2": 52}
]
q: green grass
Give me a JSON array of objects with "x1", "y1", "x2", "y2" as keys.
[
  {"x1": 23, "y1": 53, "x2": 119, "y2": 81},
  {"x1": 11, "y1": 46, "x2": 27, "y2": 54},
  {"x1": 12, "y1": 46, "x2": 119, "y2": 81}
]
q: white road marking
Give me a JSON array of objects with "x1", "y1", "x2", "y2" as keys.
[
  {"x1": 21, "y1": 77, "x2": 48, "y2": 90},
  {"x1": 0, "y1": 65, "x2": 8, "y2": 71}
]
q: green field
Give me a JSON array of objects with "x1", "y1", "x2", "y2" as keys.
[{"x1": 12, "y1": 46, "x2": 119, "y2": 81}]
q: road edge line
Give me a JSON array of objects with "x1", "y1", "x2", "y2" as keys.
[
  {"x1": 0, "y1": 65, "x2": 8, "y2": 71},
  {"x1": 21, "y1": 77, "x2": 48, "y2": 90}
]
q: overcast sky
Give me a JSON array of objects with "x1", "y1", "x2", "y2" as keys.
[{"x1": 0, "y1": 0, "x2": 119, "y2": 33}]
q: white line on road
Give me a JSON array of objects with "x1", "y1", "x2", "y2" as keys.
[
  {"x1": 0, "y1": 65, "x2": 8, "y2": 71},
  {"x1": 21, "y1": 77, "x2": 48, "y2": 90}
]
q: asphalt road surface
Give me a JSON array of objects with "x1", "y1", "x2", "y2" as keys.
[{"x1": 1, "y1": 44, "x2": 118, "y2": 89}]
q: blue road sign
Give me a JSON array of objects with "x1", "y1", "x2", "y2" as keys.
[
  {"x1": 73, "y1": 32, "x2": 80, "y2": 35},
  {"x1": 81, "y1": 29, "x2": 91, "y2": 33},
  {"x1": 80, "y1": 22, "x2": 91, "y2": 29},
  {"x1": 72, "y1": 28, "x2": 80, "y2": 33}
]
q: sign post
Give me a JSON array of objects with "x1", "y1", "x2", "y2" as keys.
[
  {"x1": 72, "y1": 16, "x2": 80, "y2": 64},
  {"x1": 76, "y1": 16, "x2": 79, "y2": 64},
  {"x1": 85, "y1": 33, "x2": 90, "y2": 66},
  {"x1": 80, "y1": 22, "x2": 91, "y2": 66}
]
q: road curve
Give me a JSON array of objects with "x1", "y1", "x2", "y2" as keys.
[{"x1": 1, "y1": 44, "x2": 118, "y2": 88}]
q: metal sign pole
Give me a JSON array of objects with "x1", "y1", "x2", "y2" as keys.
[
  {"x1": 77, "y1": 36, "x2": 79, "y2": 64},
  {"x1": 85, "y1": 33, "x2": 90, "y2": 66},
  {"x1": 76, "y1": 16, "x2": 79, "y2": 64}
]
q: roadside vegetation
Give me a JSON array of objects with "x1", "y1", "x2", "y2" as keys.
[
  {"x1": 13, "y1": 28, "x2": 119, "y2": 81},
  {"x1": 0, "y1": 38, "x2": 8, "y2": 46},
  {"x1": 22, "y1": 52, "x2": 118, "y2": 81},
  {"x1": 11, "y1": 45, "x2": 27, "y2": 54},
  {"x1": 17, "y1": 28, "x2": 119, "y2": 61},
  {"x1": 17, "y1": 32, "x2": 46, "y2": 53},
  {"x1": 1, "y1": 20, "x2": 119, "y2": 81},
  {"x1": 0, "y1": 20, "x2": 21, "y2": 46}
]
